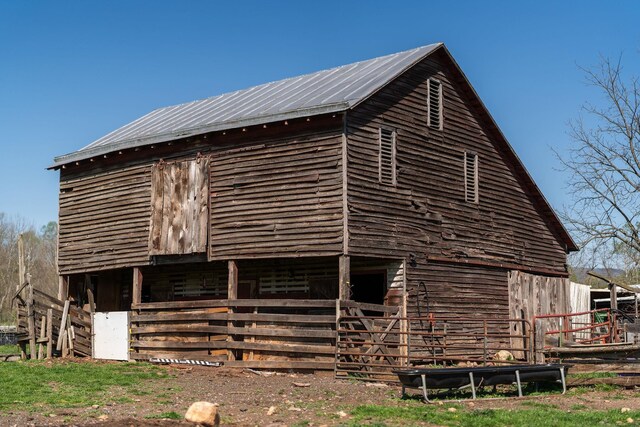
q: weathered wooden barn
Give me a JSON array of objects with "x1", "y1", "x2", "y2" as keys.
[{"x1": 50, "y1": 43, "x2": 577, "y2": 370}]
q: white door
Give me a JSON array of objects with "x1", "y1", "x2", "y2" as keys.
[{"x1": 93, "y1": 311, "x2": 130, "y2": 361}]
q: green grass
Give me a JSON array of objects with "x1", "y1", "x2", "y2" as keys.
[
  {"x1": 570, "y1": 371, "x2": 617, "y2": 379},
  {"x1": 145, "y1": 411, "x2": 182, "y2": 420},
  {"x1": 347, "y1": 404, "x2": 640, "y2": 427},
  {"x1": 0, "y1": 344, "x2": 19, "y2": 355},
  {"x1": 0, "y1": 360, "x2": 170, "y2": 411}
]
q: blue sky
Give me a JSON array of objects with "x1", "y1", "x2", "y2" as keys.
[{"x1": 1, "y1": 1, "x2": 639, "y2": 228}]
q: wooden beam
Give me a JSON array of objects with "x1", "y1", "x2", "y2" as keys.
[
  {"x1": 87, "y1": 288, "x2": 96, "y2": 358},
  {"x1": 58, "y1": 276, "x2": 69, "y2": 301},
  {"x1": 17, "y1": 234, "x2": 26, "y2": 360},
  {"x1": 26, "y1": 276, "x2": 36, "y2": 359},
  {"x1": 46, "y1": 309, "x2": 53, "y2": 359},
  {"x1": 132, "y1": 267, "x2": 143, "y2": 306},
  {"x1": 227, "y1": 261, "x2": 238, "y2": 300},
  {"x1": 17, "y1": 234, "x2": 25, "y2": 290},
  {"x1": 227, "y1": 260, "x2": 238, "y2": 361},
  {"x1": 339, "y1": 255, "x2": 350, "y2": 300}
]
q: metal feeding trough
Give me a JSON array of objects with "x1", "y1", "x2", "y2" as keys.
[{"x1": 394, "y1": 364, "x2": 569, "y2": 402}]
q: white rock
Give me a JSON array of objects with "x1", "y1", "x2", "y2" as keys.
[
  {"x1": 336, "y1": 410, "x2": 348, "y2": 418},
  {"x1": 448, "y1": 407, "x2": 457, "y2": 412},
  {"x1": 267, "y1": 406, "x2": 277, "y2": 416},
  {"x1": 185, "y1": 401, "x2": 220, "y2": 427},
  {"x1": 622, "y1": 408, "x2": 631, "y2": 413}
]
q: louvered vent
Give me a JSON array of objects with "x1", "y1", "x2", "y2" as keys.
[
  {"x1": 428, "y1": 78, "x2": 443, "y2": 130},
  {"x1": 379, "y1": 128, "x2": 396, "y2": 185},
  {"x1": 464, "y1": 152, "x2": 478, "y2": 203}
]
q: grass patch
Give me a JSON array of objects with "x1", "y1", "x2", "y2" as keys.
[
  {"x1": 348, "y1": 404, "x2": 640, "y2": 427},
  {"x1": 0, "y1": 360, "x2": 169, "y2": 411},
  {"x1": 570, "y1": 371, "x2": 617, "y2": 379},
  {"x1": 0, "y1": 344, "x2": 19, "y2": 355},
  {"x1": 145, "y1": 411, "x2": 182, "y2": 420}
]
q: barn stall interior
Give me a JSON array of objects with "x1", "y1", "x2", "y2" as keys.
[{"x1": 23, "y1": 42, "x2": 628, "y2": 375}]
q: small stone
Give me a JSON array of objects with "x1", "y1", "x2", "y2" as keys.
[
  {"x1": 622, "y1": 408, "x2": 631, "y2": 413},
  {"x1": 336, "y1": 410, "x2": 348, "y2": 418},
  {"x1": 288, "y1": 406, "x2": 302, "y2": 412},
  {"x1": 448, "y1": 407, "x2": 457, "y2": 412},
  {"x1": 185, "y1": 401, "x2": 220, "y2": 427},
  {"x1": 49, "y1": 414, "x2": 56, "y2": 418},
  {"x1": 437, "y1": 401, "x2": 444, "y2": 406},
  {"x1": 91, "y1": 405, "x2": 99, "y2": 409},
  {"x1": 627, "y1": 418, "x2": 634, "y2": 424},
  {"x1": 293, "y1": 382, "x2": 311, "y2": 387},
  {"x1": 365, "y1": 382, "x2": 388, "y2": 388},
  {"x1": 267, "y1": 406, "x2": 277, "y2": 416},
  {"x1": 468, "y1": 402, "x2": 475, "y2": 407},
  {"x1": 97, "y1": 414, "x2": 109, "y2": 421}
]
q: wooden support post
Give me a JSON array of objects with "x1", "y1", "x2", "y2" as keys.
[
  {"x1": 26, "y1": 275, "x2": 36, "y2": 359},
  {"x1": 46, "y1": 309, "x2": 53, "y2": 359},
  {"x1": 58, "y1": 276, "x2": 69, "y2": 301},
  {"x1": 610, "y1": 284, "x2": 619, "y2": 343},
  {"x1": 37, "y1": 315, "x2": 46, "y2": 360},
  {"x1": 87, "y1": 289, "x2": 95, "y2": 358},
  {"x1": 17, "y1": 234, "x2": 26, "y2": 360},
  {"x1": 132, "y1": 267, "x2": 143, "y2": 307},
  {"x1": 338, "y1": 255, "x2": 350, "y2": 301},
  {"x1": 228, "y1": 260, "x2": 238, "y2": 300},
  {"x1": 227, "y1": 260, "x2": 238, "y2": 361},
  {"x1": 17, "y1": 234, "x2": 25, "y2": 289}
]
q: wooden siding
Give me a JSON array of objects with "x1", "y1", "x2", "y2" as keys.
[
  {"x1": 58, "y1": 165, "x2": 152, "y2": 274},
  {"x1": 407, "y1": 261, "x2": 509, "y2": 319},
  {"x1": 57, "y1": 116, "x2": 345, "y2": 274},
  {"x1": 208, "y1": 131, "x2": 344, "y2": 259},
  {"x1": 149, "y1": 158, "x2": 209, "y2": 256},
  {"x1": 345, "y1": 49, "x2": 568, "y2": 273}
]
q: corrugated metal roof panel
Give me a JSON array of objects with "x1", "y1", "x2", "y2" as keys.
[{"x1": 52, "y1": 43, "x2": 442, "y2": 167}]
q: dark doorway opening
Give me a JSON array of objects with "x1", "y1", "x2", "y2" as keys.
[{"x1": 350, "y1": 272, "x2": 386, "y2": 305}]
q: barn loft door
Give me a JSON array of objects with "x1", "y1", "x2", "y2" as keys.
[{"x1": 149, "y1": 157, "x2": 209, "y2": 255}]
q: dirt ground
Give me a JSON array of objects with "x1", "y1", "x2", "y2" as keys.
[{"x1": 2, "y1": 363, "x2": 640, "y2": 427}]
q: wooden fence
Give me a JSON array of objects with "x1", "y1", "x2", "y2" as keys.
[
  {"x1": 131, "y1": 299, "x2": 339, "y2": 370},
  {"x1": 15, "y1": 282, "x2": 93, "y2": 359},
  {"x1": 336, "y1": 315, "x2": 533, "y2": 381}
]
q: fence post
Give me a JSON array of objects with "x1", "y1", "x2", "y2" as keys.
[
  {"x1": 338, "y1": 256, "x2": 350, "y2": 301},
  {"x1": 16, "y1": 234, "x2": 26, "y2": 359},
  {"x1": 25, "y1": 275, "x2": 36, "y2": 359},
  {"x1": 227, "y1": 260, "x2": 238, "y2": 361},
  {"x1": 534, "y1": 319, "x2": 545, "y2": 363}
]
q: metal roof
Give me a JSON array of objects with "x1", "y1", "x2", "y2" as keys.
[{"x1": 52, "y1": 43, "x2": 442, "y2": 167}]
